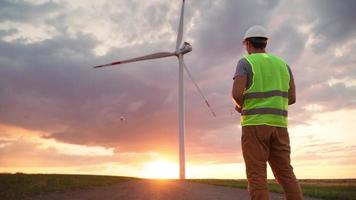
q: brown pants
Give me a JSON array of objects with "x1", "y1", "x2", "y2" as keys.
[{"x1": 241, "y1": 125, "x2": 303, "y2": 200}]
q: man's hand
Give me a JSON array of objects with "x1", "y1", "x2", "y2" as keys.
[
  {"x1": 232, "y1": 75, "x2": 247, "y2": 110},
  {"x1": 288, "y1": 79, "x2": 296, "y2": 105},
  {"x1": 235, "y1": 105, "x2": 242, "y2": 113}
]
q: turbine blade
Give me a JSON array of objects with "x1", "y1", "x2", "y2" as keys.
[
  {"x1": 93, "y1": 52, "x2": 176, "y2": 68},
  {"x1": 176, "y1": 0, "x2": 185, "y2": 51},
  {"x1": 182, "y1": 60, "x2": 217, "y2": 117}
]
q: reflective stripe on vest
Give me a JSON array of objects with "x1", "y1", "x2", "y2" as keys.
[
  {"x1": 241, "y1": 53, "x2": 290, "y2": 127},
  {"x1": 244, "y1": 90, "x2": 288, "y2": 99},
  {"x1": 242, "y1": 108, "x2": 288, "y2": 117}
]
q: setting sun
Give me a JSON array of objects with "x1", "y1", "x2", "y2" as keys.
[{"x1": 140, "y1": 160, "x2": 179, "y2": 179}]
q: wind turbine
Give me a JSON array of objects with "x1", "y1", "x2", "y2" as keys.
[{"x1": 93, "y1": 0, "x2": 215, "y2": 180}]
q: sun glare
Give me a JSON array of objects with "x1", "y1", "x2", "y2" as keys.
[{"x1": 140, "y1": 160, "x2": 179, "y2": 179}]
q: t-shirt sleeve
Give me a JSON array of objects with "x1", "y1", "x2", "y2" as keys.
[
  {"x1": 233, "y1": 58, "x2": 250, "y2": 80},
  {"x1": 286, "y1": 64, "x2": 294, "y2": 80}
]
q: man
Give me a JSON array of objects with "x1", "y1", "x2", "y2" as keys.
[{"x1": 232, "y1": 25, "x2": 303, "y2": 200}]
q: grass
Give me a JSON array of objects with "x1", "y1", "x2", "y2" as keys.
[
  {"x1": 0, "y1": 173, "x2": 137, "y2": 200},
  {"x1": 188, "y1": 179, "x2": 356, "y2": 200}
]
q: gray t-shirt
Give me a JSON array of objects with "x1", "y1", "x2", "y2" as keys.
[{"x1": 233, "y1": 57, "x2": 294, "y2": 88}]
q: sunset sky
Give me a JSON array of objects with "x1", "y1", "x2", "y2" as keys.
[{"x1": 0, "y1": 0, "x2": 355, "y2": 179}]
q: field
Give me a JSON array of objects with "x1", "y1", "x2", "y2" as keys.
[
  {"x1": 1, "y1": 173, "x2": 355, "y2": 200},
  {"x1": 188, "y1": 179, "x2": 356, "y2": 200},
  {"x1": 0, "y1": 173, "x2": 137, "y2": 199}
]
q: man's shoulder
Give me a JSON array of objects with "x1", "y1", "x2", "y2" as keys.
[
  {"x1": 267, "y1": 54, "x2": 294, "y2": 79},
  {"x1": 234, "y1": 57, "x2": 252, "y2": 79},
  {"x1": 236, "y1": 57, "x2": 252, "y2": 70},
  {"x1": 237, "y1": 56, "x2": 248, "y2": 63}
]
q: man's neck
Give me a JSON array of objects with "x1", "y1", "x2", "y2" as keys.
[{"x1": 249, "y1": 49, "x2": 266, "y2": 54}]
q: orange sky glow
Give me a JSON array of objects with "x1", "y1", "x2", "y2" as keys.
[{"x1": 1, "y1": 109, "x2": 356, "y2": 179}]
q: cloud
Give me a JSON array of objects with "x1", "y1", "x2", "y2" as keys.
[
  {"x1": 0, "y1": 126, "x2": 158, "y2": 168},
  {"x1": 268, "y1": 20, "x2": 308, "y2": 63},
  {"x1": 190, "y1": 0, "x2": 280, "y2": 67},
  {"x1": 0, "y1": 0, "x2": 61, "y2": 23},
  {"x1": 0, "y1": 35, "x2": 179, "y2": 153},
  {"x1": 293, "y1": 140, "x2": 356, "y2": 167},
  {"x1": 308, "y1": 0, "x2": 356, "y2": 52},
  {"x1": 0, "y1": 0, "x2": 246, "y2": 160},
  {"x1": 0, "y1": 28, "x2": 17, "y2": 38}
]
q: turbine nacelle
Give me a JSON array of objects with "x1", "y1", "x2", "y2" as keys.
[{"x1": 176, "y1": 42, "x2": 192, "y2": 56}]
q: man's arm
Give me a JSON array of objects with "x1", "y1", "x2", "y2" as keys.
[
  {"x1": 232, "y1": 75, "x2": 247, "y2": 112},
  {"x1": 288, "y1": 79, "x2": 296, "y2": 105}
]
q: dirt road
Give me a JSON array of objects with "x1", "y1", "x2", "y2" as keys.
[{"x1": 30, "y1": 179, "x2": 322, "y2": 200}]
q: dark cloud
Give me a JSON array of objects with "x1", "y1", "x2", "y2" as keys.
[
  {"x1": 269, "y1": 20, "x2": 307, "y2": 63},
  {"x1": 0, "y1": 0, "x2": 61, "y2": 23},
  {"x1": 309, "y1": 0, "x2": 356, "y2": 52},
  {"x1": 0, "y1": 36, "x2": 177, "y2": 151},
  {"x1": 304, "y1": 83, "x2": 356, "y2": 108},
  {"x1": 190, "y1": 0, "x2": 281, "y2": 68},
  {"x1": 0, "y1": 32, "x2": 234, "y2": 159},
  {"x1": 0, "y1": 28, "x2": 17, "y2": 38},
  {"x1": 264, "y1": 0, "x2": 356, "y2": 125}
]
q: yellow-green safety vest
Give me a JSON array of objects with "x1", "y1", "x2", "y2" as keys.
[{"x1": 241, "y1": 53, "x2": 290, "y2": 127}]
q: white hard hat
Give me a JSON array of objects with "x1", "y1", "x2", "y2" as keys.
[{"x1": 243, "y1": 25, "x2": 268, "y2": 41}]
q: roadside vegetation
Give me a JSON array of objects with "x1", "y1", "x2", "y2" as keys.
[{"x1": 188, "y1": 179, "x2": 356, "y2": 200}]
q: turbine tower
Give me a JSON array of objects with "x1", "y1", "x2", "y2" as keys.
[{"x1": 93, "y1": 0, "x2": 215, "y2": 180}]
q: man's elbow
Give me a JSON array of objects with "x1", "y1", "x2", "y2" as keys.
[
  {"x1": 232, "y1": 94, "x2": 244, "y2": 106},
  {"x1": 288, "y1": 96, "x2": 296, "y2": 105}
]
